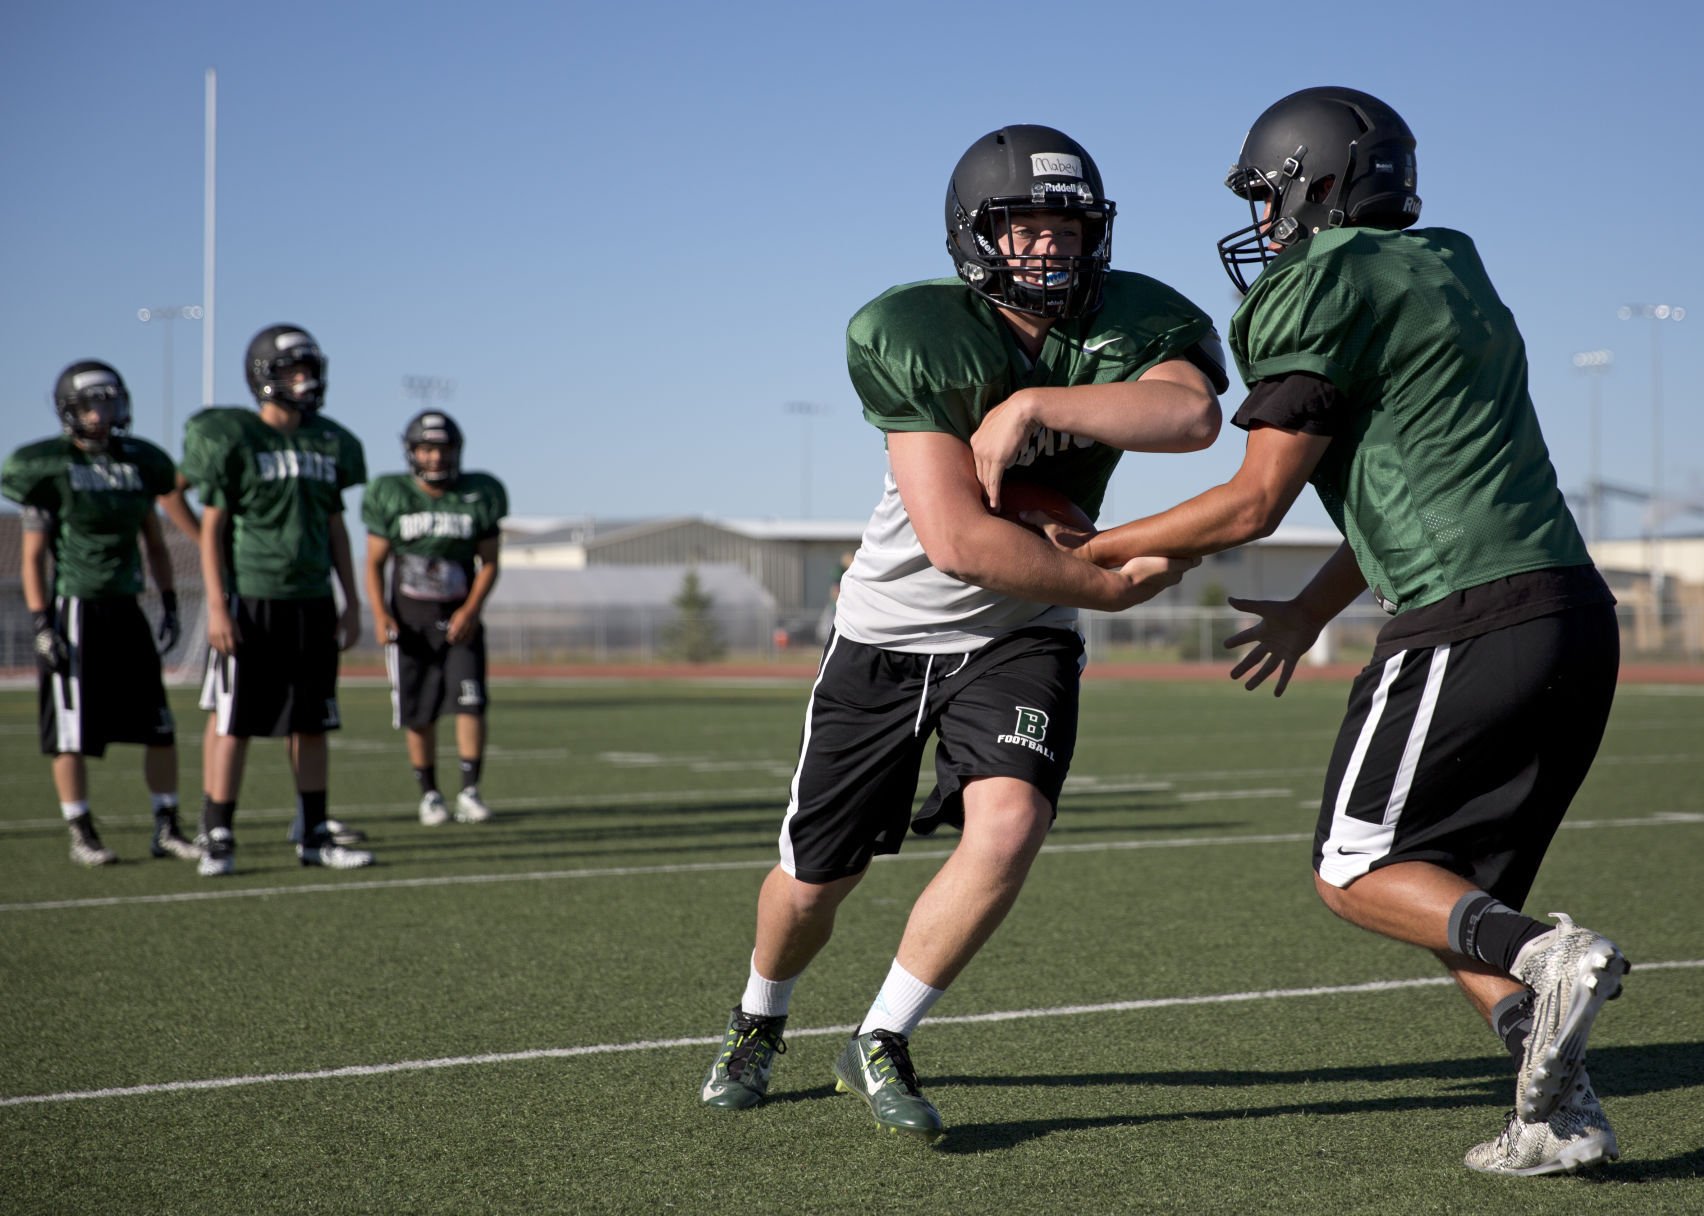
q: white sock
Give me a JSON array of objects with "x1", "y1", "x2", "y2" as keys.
[
  {"x1": 740, "y1": 953, "x2": 799, "y2": 1018},
  {"x1": 857, "y1": 959, "x2": 945, "y2": 1038},
  {"x1": 151, "y1": 793, "x2": 178, "y2": 813},
  {"x1": 60, "y1": 800, "x2": 90, "y2": 822}
]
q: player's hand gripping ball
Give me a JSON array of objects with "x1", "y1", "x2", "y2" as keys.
[{"x1": 989, "y1": 479, "x2": 1095, "y2": 537}]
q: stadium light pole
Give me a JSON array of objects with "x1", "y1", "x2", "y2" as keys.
[
  {"x1": 402, "y1": 375, "x2": 456, "y2": 409},
  {"x1": 1571, "y1": 349, "x2": 1612, "y2": 545},
  {"x1": 784, "y1": 401, "x2": 832, "y2": 518},
  {"x1": 1617, "y1": 303, "x2": 1686, "y2": 600},
  {"x1": 138, "y1": 305, "x2": 203, "y2": 452}
]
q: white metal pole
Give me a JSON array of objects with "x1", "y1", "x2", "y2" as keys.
[{"x1": 202, "y1": 68, "x2": 217, "y2": 406}]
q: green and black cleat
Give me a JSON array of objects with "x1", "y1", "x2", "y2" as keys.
[
  {"x1": 832, "y1": 1029, "x2": 944, "y2": 1143},
  {"x1": 700, "y1": 1006, "x2": 787, "y2": 1109}
]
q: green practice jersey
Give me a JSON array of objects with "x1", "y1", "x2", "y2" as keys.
[
  {"x1": 1230, "y1": 227, "x2": 1590, "y2": 613},
  {"x1": 180, "y1": 407, "x2": 366, "y2": 600},
  {"x1": 837, "y1": 272, "x2": 1221, "y2": 652},
  {"x1": 2, "y1": 434, "x2": 175, "y2": 598},
  {"x1": 361, "y1": 471, "x2": 508, "y2": 605}
]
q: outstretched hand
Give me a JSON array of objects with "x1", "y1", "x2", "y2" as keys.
[{"x1": 1224, "y1": 595, "x2": 1322, "y2": 697}]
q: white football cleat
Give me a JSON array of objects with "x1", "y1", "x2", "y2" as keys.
[
  {"x1": 1465, "y1": 1075, "x2": 1618, "y2": 1176},
  {"x1": 454, "y1": 788, "x2": 491, "y2": 824},
  {"x1": 1511, "y1": 912, "x2": 1628, "y2": 1123},
  {"x1": 419, "y1": 791, "x2": 450, "y2": 826}
]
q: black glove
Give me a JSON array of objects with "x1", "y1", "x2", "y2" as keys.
[
  {"x1": 32, "y1": 610, "x2": 69, "y2": 675},
  {"x1": 157, "y1": 589, "x2": 181, "y2": 654}
]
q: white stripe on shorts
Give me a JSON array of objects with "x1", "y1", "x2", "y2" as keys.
[
  {"x1": 778, "y1": 633, "x2": 840, "y2": 877},
  {"x1": 52, "y1": 597, "x2": 82, "y2": 754},
  {"x1": 386, "y1": 642, "x2": 402, "y2": 729},
  {"x1": 1318, "y1": 644, "x2": 1451, "y2": 887}
]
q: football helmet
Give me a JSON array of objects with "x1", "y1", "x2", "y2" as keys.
[
  {"x1": 403, "y1": 409, "x2": 463, "y2": 486},
  {"x1": 53, "y1": 361, "x2": 131, "y2": 450},
  {"x1": 1218, "y1": 86, "x2": 1421, "y2": 292},
  {"x1": 946, "y1": 125, "x2": 1115, "y2": 320},
  {"x1": 245, "y1": 324, "x2": 327, "y2": 414}
]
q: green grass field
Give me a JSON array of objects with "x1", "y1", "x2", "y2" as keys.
[{"x1": 3, "y1": 675, "x2": 1701, "y2": 1214}]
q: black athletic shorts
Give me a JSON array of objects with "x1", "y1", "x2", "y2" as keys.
[
  {"x1": 38, "y1": 596, "x2": 175, "y2": 757},
  {"x1": 779, "y1": 626, "x2": 1084, "y2": 883},
  {"x1": 385, "y1": 595, "x2": 488, "y2": 729},
  {"x1": 1314, "y1": 602, "x2": 1619, "y2": 905},
  {"x1": 199, "y1": 596, "x2": 341, "y2": 738}
]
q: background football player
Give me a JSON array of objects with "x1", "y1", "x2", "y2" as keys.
[
  {"x1": 180, "y1": 324, "x2": 372, "y2": 876},
  {"x1": 1064, "y1": 86, "x2": 1627, "y2": 1176},
  {"x1": 363, "y1": 410, "x2": 507, "y2": 826},
  {"x1": 699, "y1": 125, "x2": 1226, "y2": 1140},
  {"x1": 3, "y1": 362, "x2": 197, "y2": 866}
]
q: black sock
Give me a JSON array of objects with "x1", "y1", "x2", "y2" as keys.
[
  {"x1": 459, "y1": 757, "x2": 482, "y2": 790},
  {"x1": 415, "y1": 766, "x2": 438, "y2": 795},
  {"x1": 1491, "y1": 990, "x2": 1534, "y2": 1064},
  {"x1": 1447, "y1": 892, "x2": 1549, "y2": 973},
  {"x1": 298, "y1": 789, "x2": 329, "y2": 838},
  {"x1": 200, "y1": 797, "x2": 236, "y2": 834}
]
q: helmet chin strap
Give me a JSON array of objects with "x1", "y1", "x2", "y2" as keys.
[{"x1": 1320, "y1": 138, "x2": 1358, "y2": 231}]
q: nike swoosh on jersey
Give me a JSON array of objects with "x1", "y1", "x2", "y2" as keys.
[{"x1": 1081, "y1": 337, "x2": 1125, "y2": 352}]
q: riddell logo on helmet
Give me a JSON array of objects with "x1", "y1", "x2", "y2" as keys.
[{"x1": 1030, "y1": 153, "x2": 1082, "y2": 180}]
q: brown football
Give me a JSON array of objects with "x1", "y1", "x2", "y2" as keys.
[{"x1": 990, "y1": 479, "x2": 1095, "y2": 534}]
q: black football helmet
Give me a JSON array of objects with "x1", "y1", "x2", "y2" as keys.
[
  {"x1": 245, "y1": 324, "x2": 327, "y2": 414},
  {"x1": 946, "y1": 125, "x2": 1115, "y2": 320},
  {"x1": 53, "y1": 361, "x2": 131, "y2": 450},
  {"x1": 403, "y1": 409, "x2": 463, "y2": 486},
  {"x1": 1218, "y1": 86, "x2": 1421, "y2": 293}
]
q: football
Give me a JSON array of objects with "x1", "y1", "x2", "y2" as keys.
[{"x1": 989, "y1": 479, "x2": 1095, "y2": 535}]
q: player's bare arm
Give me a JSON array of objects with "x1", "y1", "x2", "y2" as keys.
[
  {"x1": 329, "y1": 512, "x2": 360, "y2": 652},
  {"x1": 1225, "y1": 543, "x2": 1365, "y2": 696},
  {"x1": 891, "y1": 430, "x2": 1195, "y2": 612},
  {"x1": 364, "y1": 533, "x2": 397, "y2": 646},
  {"x1": 974, "y1": 360, "x2": 1221, "y2": 509},
  {"x1": 159, "y1": 472, "x2": 201, "y2": 542},
  {"x1": 200, "y1": 503, "x2": 238, "y2": 655},
  {"x1": 1078, "y1": 424, "x2": 1331, "y2": 566},
  {"x1": 139, "y1": 510, "x2": 182, "y2": 654},
  {"x1": 20, "y1": 527, "x2": 51, "y2": 617},
  {"x1": 447, "y1": 535, "x2": 501, "y2": 645}
]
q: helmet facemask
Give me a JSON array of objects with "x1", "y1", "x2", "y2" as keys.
[
  {"x1": 54, "y1": 364, "x2": 131, "y2": 452},
  {"x1": 952, "y1": 193, "x2": 1114, "y2": 320},
  {"x1": 403, "y1": 411, "x2": 463, "y2": 487},
  {"x1": 247, "y1": 327, "x2": 328, "y2": 415}
]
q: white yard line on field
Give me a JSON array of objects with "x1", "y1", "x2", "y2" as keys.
[
  {"x1": 4, "y1": 959, "x2": 1699, "y2": 1109},
  {"x1": 2, "y1": 813, "x2": 1699, "y2": 915}
]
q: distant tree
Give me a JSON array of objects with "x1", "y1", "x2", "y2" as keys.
[{"x1": 664, "y1": 569, "x2": 725, "y2": 663}]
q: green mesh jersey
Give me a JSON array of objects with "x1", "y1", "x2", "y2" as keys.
[
  {"x1": 849, "y1": 272, "x2": 1218, "y2": 519},
  {"x1": 838, "y1": 272, "x2": 1220, "y2": 652},
  {"x1": 1229, "y1": 227, "x2": 1590, "y2": 613},
  {"x1": 3, "y1": 434, "x2": 176, "y2": 598},
  {"x1": 180, "y1": 407, "x2": 366, "y2": 600},
  {"x1": 361, "y1": 471, "x2": 508, "y2": 605}
]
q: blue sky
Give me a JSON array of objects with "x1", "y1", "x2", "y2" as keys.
[{"x1": 4, "y1": 0, "x2": 1701, "y2": 539}]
